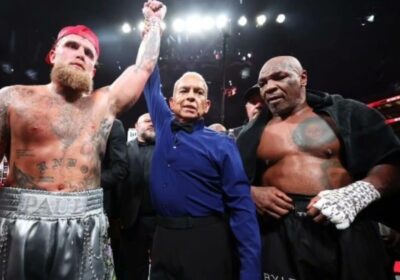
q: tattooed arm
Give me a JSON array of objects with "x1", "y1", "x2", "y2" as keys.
[
  {"x1": 0, "y1": 87, "x2": 11, "y2": 161},
  {"x1": 108, "y1": 0, "x2": 167, "y2": 114}
]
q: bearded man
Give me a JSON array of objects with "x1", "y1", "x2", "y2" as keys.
[{"x1": 0, "y1": 1, "x2": 166, "y2": 279}]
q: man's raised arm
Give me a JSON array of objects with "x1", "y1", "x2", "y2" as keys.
[{"x1": 108, "y1": 0, "x2": 167, "y2": 113}]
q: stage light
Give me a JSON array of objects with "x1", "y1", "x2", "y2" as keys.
[
  {"x1": 203, "y1": 16, "x2": 215, "y2": 31},
  {"x1": 121, "y1": 23, "x2": 132, "y2": 33},
  {"x1": 276, "y1": 14, "x2": 286, "y2": 24},
  {"x1": 366, "y1": 15, "x2": 375, "y2": 22},
  {"x1": 25, "y1": 69, "x2": 38, "y2": 80},
  {"x1": 1, "y1": 63, "x2": 14, "y2": 74},
  {"x1": 186, "y1": 15, "x2": 203, "y2": 33},
  {"x1": 240, "y1": 67, "x2": 251, "y2": 79},
  {"x1": 256, "y1": 14, "x2": 267, "y2": 27},
  {"x1": 238, "y1": 16, "x2": 247, "y2": 26},
  {"x1": 216, "y1": 14, "x2": 228, "y2": 29},
  {"x1": 247, "y1": 52, "x2": 252, "y2": 58},
  {"x1": 172, "y1": 18, "x2": 185, "y2": 33}
]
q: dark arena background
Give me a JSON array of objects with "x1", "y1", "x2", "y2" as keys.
[{"x1": 0, "y1": 0, "x2": 399, "y2": 135}]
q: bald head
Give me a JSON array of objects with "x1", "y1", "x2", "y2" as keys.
[
  {"x1": 260, "y1": 56, "x2": 304, "y2": 78},
  {"x1": 258, "y1": 56, "x2": 308, "y2": 118},
  {"x1": 135, "y1": 113, "x2": 155, "y2": 143},
  {"x1": 137, "y1": 113, "x2": 151, "y2": 124},
  {"x1": 208, "y1": 123, "x2": 227, "y2": 133}
]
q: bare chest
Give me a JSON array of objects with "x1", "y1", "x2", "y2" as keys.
[
  {"x1": 10, "y1": 94, "x2": 111, "y2": 147},
  {"x1": 257, "y1": 113, "x2": 341, "y2": 163}
]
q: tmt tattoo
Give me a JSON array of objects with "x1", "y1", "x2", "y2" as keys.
[
  {"x1": 36, "y1": 161, "x2": 48, "y2": 174},
  {"x1": 52, "y1": 158, "x2": 63, "y2": 168},
  {"x1": 292, "y1": 117, "x2": 336, "y2": 152}
]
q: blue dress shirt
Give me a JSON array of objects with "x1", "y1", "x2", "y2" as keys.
[{"x1": 144, "y1": 67, "x2": 261, "y2": 280}]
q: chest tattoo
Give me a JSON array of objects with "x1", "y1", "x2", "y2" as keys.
[{"x1": 292, "y1": 117, "x2": 336, "y2": 152}]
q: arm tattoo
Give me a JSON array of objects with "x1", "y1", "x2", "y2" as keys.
[
  {"x1": 135, "y1": 18, "x2": 161, "y2": 72},
  {"x1": 292, "y1": 117, "x2": 336, "y2": 152}
]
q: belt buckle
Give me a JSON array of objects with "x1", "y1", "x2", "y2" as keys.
[{"x1": 295, "y1": 211, "x2": 308, "y2": 217}]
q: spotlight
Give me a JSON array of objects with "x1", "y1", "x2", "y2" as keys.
[
  {"x1": 256, "y1": 14, "x2": 267, "y2": 27},
  {"x1": 1, "y1": 63, "x2": 14, "y2": 74},
  {"x1": 25, "y1": 69, "x2": 38, "y2": 81},
  {"x1": 276, "y1": 14, "x2": 286, "y2": 24},
  {"x1": 121, "y1": 23, "x2": 132, "y2": 33},
  {"x1": 216, "y1": 14, "x2": 228, "y2": 29},
  {"x1": 172, "y1": 18, "x2": 185, "y2": 33},
  {"x1": 240, "y1": 67, "x2": 251, "y2": 79},
  {"x1": 186, "y1": 15, "x2": 203, "y2": 33},
  {"x1": 247, "y1": 52, "x2": 252, "y2": 58},
  {"x1": 366, "y1": 14, "x2": 375, "y2": 22},
  {"x1": 238, "y1": 16, "x2": 247, "y2": 26},
  {"x1": 203, "y1": 16, "x2": 215, "y2": 31}
]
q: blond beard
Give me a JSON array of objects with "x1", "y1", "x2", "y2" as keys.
[{"x1": 50, "y1": 64, "x2": 93, "y2": 93}]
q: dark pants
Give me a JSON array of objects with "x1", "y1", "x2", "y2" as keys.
[
  {"x1": 150, "y1": 216, "x2": 237, "y2": 280},
  {"x1": 119, "y1": 216, "x2": 156, "y2": 280},
  {"x1": 260, "y1": 195, "x2": 394, "y2": 280}
]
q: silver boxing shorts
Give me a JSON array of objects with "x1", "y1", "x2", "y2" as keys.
[{"x1": 0, "y1": 187, "x2": 114, "y2": 280}]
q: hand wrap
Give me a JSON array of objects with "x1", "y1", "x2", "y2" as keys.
[{"x1": 314, "y1": 181, "x2": 380, "y2": 230}]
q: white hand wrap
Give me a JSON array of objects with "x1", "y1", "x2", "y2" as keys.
[{"x1": 313, "y1": 181, "x2": 381, "y2": 230}]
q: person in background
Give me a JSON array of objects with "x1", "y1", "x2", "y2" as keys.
[
  {"x1": 119, "y1": 113, "x2": 156, "y2": 280},
  {"x1": 228, "y1": 85, "x2": 264, "y2": 139},
  {"x1": 208, "y1": 122, "x2": 227, "y2": 133}
]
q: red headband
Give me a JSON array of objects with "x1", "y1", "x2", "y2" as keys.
[{"x1": 45, "y1": 25, "x2": 100, "y2": 64}]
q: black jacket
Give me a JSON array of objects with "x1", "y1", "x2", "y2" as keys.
[
  {"x1": 119, "y1": 139, "x2": 155, "y2": 229},
  {"x1": 237, "y1": 90, "x2": 400, "y2": 230},
  {"x1": 101, "y1": 119, "x2": 128, "y2": 217}
]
